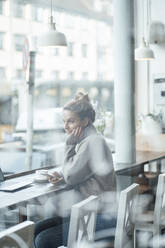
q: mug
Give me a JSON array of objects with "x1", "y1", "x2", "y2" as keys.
[{"x1": 35, "y1": 169, "x2": 48, "y2": 180}]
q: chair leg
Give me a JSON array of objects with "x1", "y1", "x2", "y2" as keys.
[{"x1": 134, "y1": 229, "x2": 137, "y2": 248}]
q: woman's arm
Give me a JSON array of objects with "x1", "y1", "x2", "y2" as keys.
[{"x1": 62, "y1": 135, "x2": 113, "y2": 185}]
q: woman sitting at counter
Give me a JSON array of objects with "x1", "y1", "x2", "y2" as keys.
[{"x1": 34, "y1": 92, "x2": 117, "y2": 248}]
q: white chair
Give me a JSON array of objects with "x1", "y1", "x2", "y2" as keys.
[
  {"x1": 114, "y1": 183, "x2": 139, "y2": 248},
  {"x1": 134, "y1": 173, "x2": 165, "y2": 248},
  {"x1": 59, "y1": 195, "x2": 98, "y2": 248},
  {"x1": 0, "y1": 220, "x2": 34, "y2": 248}
]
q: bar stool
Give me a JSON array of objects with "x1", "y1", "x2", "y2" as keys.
[
  {"x1": 134, "y1": 173, "x2": 165, "y2": 248},
  {"x1": 114, "y1": 183, "x2": 139, "y2": 248},
  {"x1": 59, "y1": 195, "x2": 98, "y2": 248}
]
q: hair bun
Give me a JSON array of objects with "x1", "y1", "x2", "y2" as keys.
[{"x1": 75, "y1": 91, "x2": 89, "y2": 102}]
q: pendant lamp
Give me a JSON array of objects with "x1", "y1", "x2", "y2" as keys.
[
  {"x1": 135, "y1": 0, "x2": 154, "y2": 61},
  {"x1": 135, "y1": 37, "x2": 154, "y2": 60},
  {"x1": 38, "y1": 0, "x2": 67, "y2": 47}
]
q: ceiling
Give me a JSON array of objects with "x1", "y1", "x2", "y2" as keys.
[{"x1": 17, "y1": 0, "x2": 113, "y2": 24}]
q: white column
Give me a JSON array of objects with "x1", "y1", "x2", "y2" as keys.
[{"x1": 114, "y1": 0, "x2": 136, "y2": 163}]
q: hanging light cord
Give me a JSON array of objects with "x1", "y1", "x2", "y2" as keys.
[
  {"x1": 50, "y1": 0, "x2": 56, "y2": 29},
  {"x1": 51, "y1": 0, "x2": 53, "y2": 17},
  {"x1": 146, "y1": 0, "x2": 150, "y2": 45},
  {"x1": 142, "y1": 0, "x2": 145, "y2": 39}
]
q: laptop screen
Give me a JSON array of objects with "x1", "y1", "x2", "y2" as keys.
[{"x1": 0, "y1": 168, "x2": 5, "y2": 182}]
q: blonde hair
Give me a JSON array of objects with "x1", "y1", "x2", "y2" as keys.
[{"x1": 64, "y1": 92, "x2": 95, "y2": 123}]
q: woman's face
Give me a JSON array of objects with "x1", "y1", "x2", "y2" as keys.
[{"x1": 63, "y1": 110, "x2": 85, "y2": 134}]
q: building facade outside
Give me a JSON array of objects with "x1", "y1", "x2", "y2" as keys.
[{"x1": 0, "y1": 0, "x2": 113, "y2": 138}]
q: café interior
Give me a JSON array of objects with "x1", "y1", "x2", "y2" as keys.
[{"x1": 0, "y1": 0, "x2": 165, "y2": 247}]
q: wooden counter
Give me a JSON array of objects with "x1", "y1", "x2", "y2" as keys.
[
  {"x1": 114, "y1": 150, "x2": 165, "y2": 192},
  {"x1": 115, "y1": 150, "x2": 165, "y2": 175},
  {"x1": 136, "y1": 133, "x2": 165, "y2": 152}
]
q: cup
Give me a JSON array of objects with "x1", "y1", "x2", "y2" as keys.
[{"x1": 35, "y1": 170, "x2": 48, "y2": 180}]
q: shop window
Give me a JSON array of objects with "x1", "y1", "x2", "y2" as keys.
[{"x1": 14, "y1": 34, "x2": 25, "y2": 51}]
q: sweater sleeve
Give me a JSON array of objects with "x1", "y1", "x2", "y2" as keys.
[
  {"x1": 62, "y1": 135, "x2": 113, "y2": 186},
  {"x1": 62, "y1": 139, "x2": 93, "y2": 185}
]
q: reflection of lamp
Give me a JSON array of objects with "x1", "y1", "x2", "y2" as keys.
[
  {"x1": 135, "y1": 37, "x2": 154, "y2": 60},
  {"x1": 135, "y1": 0, "x2": 155, "y2": 60},
  {"x1": 38, "y1": 0, "x2": 67, "y2": 47},
  {"x1": 149, "y1": 21, "x2": 165, "y2": 44}
]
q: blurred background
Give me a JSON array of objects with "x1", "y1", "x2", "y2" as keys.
[{"x1": 0, "y1": 0, "x2": 114, "y2": 173}]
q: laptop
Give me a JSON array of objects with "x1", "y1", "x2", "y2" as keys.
[{"x1": 0, "y1": 168, "x2": 33, "y2": 192}]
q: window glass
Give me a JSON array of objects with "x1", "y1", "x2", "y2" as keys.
[
  {"x1": 14, "y1": 34, "x2": 25, "y2": 51},
  {"x1": 0, "y1": 67, "x2": 6, "y2": 79},
  {"x1": 68, "y1": 71, "x2": 74, "y2": 80},
  {"x1": 16, "y1": 69, "x2": 23, "y2": 79},
  {"x1": 36, "y1": 70, "x2": 42, "y2": 78},
  {"x1": 13, "y1": 2, "x2": 24, "y2": 18},
  {"x1": 0, "y1": 1, "x2": 3, "y2": 15},
  {"x1": 32, "y1": 7, "x2": 43, "y2": 22},
  {"x1": 67, "y1": 42, "x2": 74, "y2": 56},
  {"x1": 82, "y1": 72, "x2": 88, "y2": 80},
  {"x1": 54, "y1": 48, "x2": 59, "y2": 56},
  {"x1": 81, "y1": 44, "x2": 87, "y2": 58},
  {"x1": 52, "y1": 71, "x2": 60, "y2": 80},
  {"x1": 0, "y1": 0, "x2": 114, "y2": 174},
  {"x1": 0, "y1": 32, "x2": 4, "y2": 49}
]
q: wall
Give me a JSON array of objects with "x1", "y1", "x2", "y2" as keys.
[{"x1": 135, "y1": 0, "x2": 165, "y2": 119}]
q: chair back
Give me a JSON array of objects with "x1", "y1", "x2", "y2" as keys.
[
  {"x1": 0, "y1": 220, "x2": 34, "y2": 248},
  {"x1": 153, "y1": 173, "x2": 165, "y2": 236},
  {"x1": 114, "y1": 183, "x2": 139, "y2": 248},
  {"x1": 67, "y1": 195, "x2": 98, "y2": 248}
]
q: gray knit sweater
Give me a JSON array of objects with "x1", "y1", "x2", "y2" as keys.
[{"x1": 61, "y1": 124, "x2": 116, "y2": 203}]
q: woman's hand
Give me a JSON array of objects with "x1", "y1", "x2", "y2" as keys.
[
  {"x1": 47, "y1": 172, "x2": 62, "y2": 184},
  {"x1": 66, "y1": 126, "x2": 83, "y2": 145},
  {"x1": 71, "y1": 126, "x2": 82, "y2": 137}
]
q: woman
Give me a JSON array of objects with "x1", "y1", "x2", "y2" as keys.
[{"x1": 34, "y1": 92, "x2": 117, "y2": 248}]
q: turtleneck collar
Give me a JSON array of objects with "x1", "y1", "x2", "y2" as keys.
[{"x1": 79, "y1": 124, "x2": 97, "y2": 143}]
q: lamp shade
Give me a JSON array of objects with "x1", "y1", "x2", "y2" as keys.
[
  {"x1": 135, "y1": 38, "x2": 155, "y2": 61},
  {"x1": 38, "y1": 30, "x2": 67, "y2": 47},
  {"x1": 38, "y1": 19, "x2": 67, "y2": 47}
]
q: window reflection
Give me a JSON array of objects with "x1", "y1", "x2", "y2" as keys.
[
  {"x1": 14, "y1": 34, "x2": 25, "y2": 51},
  {"x1": 13, "y1": 2, "x2": 24, "y2": 18},
  {"x1": 0, "y1": 32, "x2": 4, "y2": 49},
  {"x1": 0, "y1": 0, "x2": 113, "y2": 173}
]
